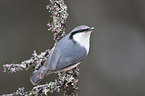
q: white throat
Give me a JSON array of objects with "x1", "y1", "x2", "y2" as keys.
[{"x1": 73, "y1": 32, "x2": 91, "y2": 54}]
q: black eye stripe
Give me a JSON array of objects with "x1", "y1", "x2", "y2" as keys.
[
  {"x1": 73, "y1": 28, "x2": 90, "y2": 33},
  {"x1": 69, "y1": 28, "x2": 90, "y2": 39}
]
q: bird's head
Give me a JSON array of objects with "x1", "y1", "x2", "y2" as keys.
[
  {"x1": 69, "y1": 25, "x2": 94, "y2": 54},
  {"x1": 69, "y1": 25, "x2": 94, "y2": 40}
]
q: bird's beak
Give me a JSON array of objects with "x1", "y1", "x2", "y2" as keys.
[{"x1": 89, "y1": 27, "x2": 94, "y2": 31}]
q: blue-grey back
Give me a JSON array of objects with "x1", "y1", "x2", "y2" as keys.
[
  {"x1": 44, "y1": 33, "x2": 87, "y2": 71},
  {"x1": 54, "y1": 34, "x2": 87, "y2": 70}
]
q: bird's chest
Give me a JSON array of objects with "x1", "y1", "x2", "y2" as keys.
[{"x1": 73, "y1": 36, "x2": 90, "y2": 54}]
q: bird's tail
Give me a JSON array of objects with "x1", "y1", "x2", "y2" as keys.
[{"x1": 30, "y1": 66, "x2": 48, "y2": 85}]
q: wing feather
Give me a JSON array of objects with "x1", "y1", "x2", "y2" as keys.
[
  {"x1": 44, "y1": 48, "x2": 61, "y2": 70},
  {"x1": 55, "y1": 41, "x2": 87, "y2": 71},
  {"x1": 44, "y1": 35, "x2": 87, "y2": 72}
]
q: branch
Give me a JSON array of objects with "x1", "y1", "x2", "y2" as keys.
[
  {"x1": 3, "y1": 50, "x2": 49, "y2": 73},
  {"x1": 3, "y1": 0, "x2": 68, "y2": 73},
  {"x1": 47, "y1": 0, "x2": 68, "y2": 43},
  {"x1": 2, "y1": 67, "x2": 79, "y2": 96}
]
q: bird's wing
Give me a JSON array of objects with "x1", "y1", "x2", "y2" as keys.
[
  {"x1": 44, "y1": 37, "x2": 87, "y2": 72},
  {"x1": 44, "y1": 47, "x2": 61, "y2": 70},
  {"x1": 55, "y1": 44, "x2": 87, "y2": 71}
]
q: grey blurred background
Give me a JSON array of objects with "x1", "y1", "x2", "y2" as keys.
[{"x1": 1, "y1": 0, "x2": 145, "y2": 96}]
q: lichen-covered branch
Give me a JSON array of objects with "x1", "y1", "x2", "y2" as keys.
[
  {"x1": 2, "y1": 67, "x2": 79, "y2": 96},
  {"x1": 3, "y1": 0, "x2": 68, "y2": 73},
  {"x1": 47, "y1": 0, "x2": 68, "y2": 43},
  {"x1": 2, "y1": 0, "x2": 79, "y2": 96},
  {"x1": 3, "y1": 49, "x2": 49, "y2": 73}
]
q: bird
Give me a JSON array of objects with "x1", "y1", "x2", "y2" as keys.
[{"x1": 30, "y1": 25, "x2": 94, "y2": 85}]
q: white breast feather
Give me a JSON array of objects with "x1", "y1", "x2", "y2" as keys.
[{"x1": 73, "y1": 32, "x2": 91, "y2": 54}]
